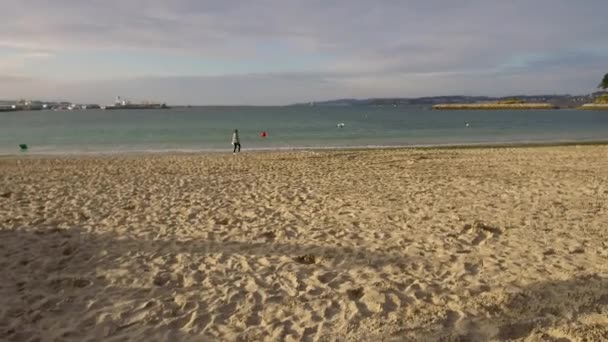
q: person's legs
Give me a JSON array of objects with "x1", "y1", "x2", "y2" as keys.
[
  {"x1": 237, "y1": 143, "x2": 241, "y2": 152},
  {"x1": 233, "y1": 143, "x2": 237, "y2": 153}
]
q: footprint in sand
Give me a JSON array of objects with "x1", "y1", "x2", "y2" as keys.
[
  {"x1": 324, "y1": 301, "x2": 342, "y2": 320},
  {"x1": 152, "y1": 272, "x2": 183, "y2": 287},
  {"x1": 470, "y1": 231, "x2": 488, "y2": 246},
  {"x1": 543, "y1": 248, "x2": 557, "y2": 256},
  {"x1": 317, "y1": 272, "x2": 336, "y2": 284},
  {"x1": 215, "y1": 218, "x2": 230, "y2": 225},
  {"x1": 293, "y1": 254, "x2": 317, "y2": 265},
  {"x1": 569, "y1": 246, "x2": 585, "y2": 254},
  {"x1": 47, "y1": 277, "x2": 92, "y2": 290},
  {"x1": 461, "y1": 221, "x2": 502, "y2": 246},
  {"x1": 346, "y1": 287, "x2": 364, "y2": 300},
  {"x1": 442, "y1": 310, "x2": 462, "y2": 328},
  {"x1": 258, "y1": 231, "x2": 276, "y2": 241},
  {"x1": 464, "y1": 262, "x2": 480, "y2": 275}
]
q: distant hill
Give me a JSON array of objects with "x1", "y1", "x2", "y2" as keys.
[{"x1": 293, "y1": 93, "x2": 604, "y2": 108}]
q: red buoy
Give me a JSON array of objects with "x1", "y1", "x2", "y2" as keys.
[{"x1": 260, "y1": 131, "x2": 267, "y2": 138}]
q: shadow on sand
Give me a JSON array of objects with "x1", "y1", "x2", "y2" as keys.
[
  {"x1": 1, "y1": 226, "x2": 607, "y2": 341},
  {"x1": 409, "y1": 275, "x2": 608, "y2": 341}
]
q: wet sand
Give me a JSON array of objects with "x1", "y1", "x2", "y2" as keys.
[{"x1": 1, "y1": 146, "x2": 608, "y2": 341}]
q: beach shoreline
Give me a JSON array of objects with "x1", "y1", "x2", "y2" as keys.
[
  {"x1": 2, "y1": 145, "x2": 607, "y2": 340},
  {"x1": 2, "y1": 138, "x2": 608, "y2": 158}
]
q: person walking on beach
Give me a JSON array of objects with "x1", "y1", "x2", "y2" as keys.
[{"x1": 231, "y1": 129, "x2": 241, "y2": 153}]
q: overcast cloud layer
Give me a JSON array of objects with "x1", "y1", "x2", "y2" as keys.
[{"x1": 1, "y1": 0, "x2": 607, "y2": 104}]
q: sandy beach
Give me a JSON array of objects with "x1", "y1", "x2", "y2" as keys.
[{"x1": 1, "y1": 145, "x2": 608, "y2": 341}]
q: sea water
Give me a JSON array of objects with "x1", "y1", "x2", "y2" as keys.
[{"x1": 1, "y1": 106, "x2": 608, "y2": 154}]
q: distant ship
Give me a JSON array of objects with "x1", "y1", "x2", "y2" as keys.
[
  {"x1": 0, "y1": 106, "x2": 19, "y2": 112},
  {"x1": 102, "y1": 96, "x2": 170, "y2": 110}
]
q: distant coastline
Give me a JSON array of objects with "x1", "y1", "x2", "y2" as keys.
[
  {"x1": 0, "y1": 96, "x2": 169, "y2": 112},
  {"x1": 580, "y1": 103, "x2": 608, "y2": 110},
  {"x1": 2, "y1": 92, "x2": 607, "y2": 110},
  {"x1": 291, "y1": 93, "x2": 605, "y2": 108},
  {"x1": 432, "y1": 103, "x2": 558, "y2": 110}
]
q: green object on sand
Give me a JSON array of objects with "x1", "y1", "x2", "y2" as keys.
[{"x1": 19, "y1": 144, "x2": 28, "y2": 151}]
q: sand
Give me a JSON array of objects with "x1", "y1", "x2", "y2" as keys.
[{"x1": 1, "y1": 145, "x2": 608, "y2": 341}]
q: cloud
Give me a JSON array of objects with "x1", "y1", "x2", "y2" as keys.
[
  {"x1": 0, "y1": 0, "x2": 607, "y2": 103},
  {"x1": 21, "y1": 52, "x2": 55, "y2": 59},
  {"x1": 4, "y1": 1, "x2": 607, "y2": 56},
  {"x1": 0, "y1": 49, "x2": 54, "y2": 73},
  {"x1": 0, "y1": 75, "x2": 33, "y2": 82}
]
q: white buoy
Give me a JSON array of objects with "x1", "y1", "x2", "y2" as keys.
[
  {"x1": 337, "y1": 122, "x2": 345, "y2": 128},
  {"x1": 465, "y1": 122, "x2": 470, "y2": 127}
]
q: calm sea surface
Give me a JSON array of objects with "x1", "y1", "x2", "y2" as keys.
[{"x1": 1, "y1": 106, "x2": 608, "y2": 154}]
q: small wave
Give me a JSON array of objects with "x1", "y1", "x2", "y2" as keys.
[{"x1": 2, "y1": 137, "x2": 608, "y2": 156}]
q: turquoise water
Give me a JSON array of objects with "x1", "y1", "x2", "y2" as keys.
[{"x1": 1, "y1": 106, "x2": 608, "y2": 154}]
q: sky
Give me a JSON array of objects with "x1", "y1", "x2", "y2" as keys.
[{"x1": 1, "y1": 0, "x2": 607, "y2": 105}]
